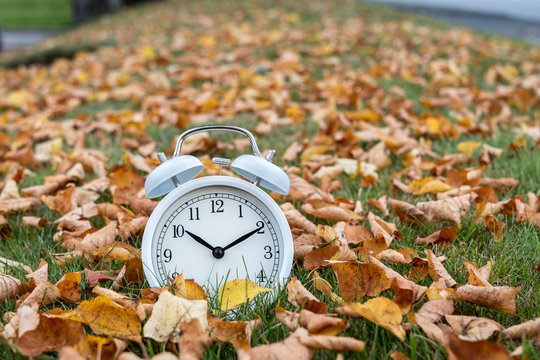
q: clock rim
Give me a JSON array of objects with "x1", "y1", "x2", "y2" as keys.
[{"x1": 141, "y1": 175, "x2": 294, "y2": 290}]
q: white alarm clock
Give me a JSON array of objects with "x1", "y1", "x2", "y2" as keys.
[{"x1": 141, "y1": 125, "x2": 293, "y2": 297}]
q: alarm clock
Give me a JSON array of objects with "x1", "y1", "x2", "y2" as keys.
[{"x1": 141, "y1": 125, "x2": 293, "y2": 298}]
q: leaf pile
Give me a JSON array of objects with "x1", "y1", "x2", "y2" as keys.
[{"x1": 0, "y1": 0, "x2": 539, "y2": 358}]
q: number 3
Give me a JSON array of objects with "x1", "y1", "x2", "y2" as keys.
[{"x1": 264, "y1": 245, "x2": 272, "y2": 259}]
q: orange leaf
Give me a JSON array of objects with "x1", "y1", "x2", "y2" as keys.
[{"x1": 331, "y1": 261, "x2": 391, "y2": 301}]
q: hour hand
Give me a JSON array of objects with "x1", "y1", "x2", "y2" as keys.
[
  {"x1": 223, "y1": 223, "x2": 264, "y2": 251},
  {"x1": 185, "y1": 230, "x2": 215, "y2": 251}
]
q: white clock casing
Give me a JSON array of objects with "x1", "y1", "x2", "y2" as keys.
[{"x1": 141, "y1": 175, "x2": 293, "y2": 294}]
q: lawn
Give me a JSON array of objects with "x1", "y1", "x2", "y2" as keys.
[
  {"x1": 0, "y1": 0, "x2": 71, "y2": 29},
  {"x1": 0, "y1": 0, "x2": 539, "y2": 359}
]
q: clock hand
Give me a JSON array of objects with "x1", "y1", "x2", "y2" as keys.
[
  {"x1": 185, "y1": 230, "x2": 215, "y2": 252},
  {"x1": 223, "y1": 223, "x2": 265, "y2": 251}
]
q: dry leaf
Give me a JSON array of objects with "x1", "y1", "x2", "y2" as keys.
[
  {"x1": 331, "y1": 261, "x2": 391, "y2": 301},
  {"x1": 444, "y1": 315, "x2": 503, "y2": 341},
  {"x1": 444, "y1": 328, "x2": 510, "y2": 360},
  {"x1": 501, "y1": 318, "x2": 540, "y2": 344},
  {"x1": 463, "y1": 261, "x2": 493, "y2": 287},
  {"x1": 440, "y1": 285, "x2": 521, "y2": 314},
  {"x1": 426, "y1": 249, "x2": 457, "y2": 288},
  {"x1": 415, "y1": 227, "x2": 457, "y2": 247},
  {"x1": 337, "y1": 297, "x2": 406, "y2": 340},
  {"x1": 218, "y1": 279, "x2": 271, "y2": 312},
  {"x1": 287, "y1": 277, "x2": 328, "y2": 314},
  {"x1": 70, "y1": 296, "x2": 142, "y2": 341},
  {"x1": 178, "y1": 318, "x2": 211, "y2": 360},
  {"x1": 208, "y1": 316, "x2": 261, "y2": 351}
]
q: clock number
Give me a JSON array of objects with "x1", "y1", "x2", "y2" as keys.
[
  {"x1": 238, "y1": 204, "x2": 243, "y2": 218},
  {"x1": 256, "y1": 269, "x2": 267, "y2": 283},
  {"x1": 163, "y1": 249, "x2": 172, "y2": 263},
  {"x1": 211, "y1": 200, "x2": 224, "y2": 213},
  {"x1": 189, "y1": 207, "x2": 200, "y2": 220},
  {"x1": 172, "y1": 224, "x2": 184, "y2": 238},
  {"x1": 263, "y1": 245, "x2": 273, "y2": 259},
  {"x1": 256, "y1": 221, "x2": 265, "y2": 234},
  {"x1": 171, "y1": 271, "x2": 179, "y2": 279}
]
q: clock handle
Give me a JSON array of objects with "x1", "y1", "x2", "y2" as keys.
[{"x1": 172, "y1": 125, "x2": 266, "y2": 159}]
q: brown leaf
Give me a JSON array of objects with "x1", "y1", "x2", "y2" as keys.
[
  {"x1": 417, "y1": 194, "x2": 472, "y2": 226},
  {"x1": 83, "y1": 269, "x2": 116, "y2": 289},
  {"x1": 304, "y1": 244, "x2": 340, "y2": 270},
  {"x1": 301, "y1": 201, "x2": 353, "y2": 222},
  {"x1": 344, "y1": 224, "x2": 374, "y2": 245},
  {"x1": 0, "y1": 274, "x2": 25, "y2": 303},
  {"x1": 444, "y1": 328, "x2": 510, "y2": 360},
  {"x1": 367, "y1": 195, "x2": 389, "y2": 216},
  {"x1": 171, "y1": 273, "x2": 207, "y2": 301},
  {"x1": 388, "y1": 198, "x2": 429, "y2": 224},
  {"x1": 0, "y1": 197, "x2": 41, "y2": 214},
  {"x1": 368, "y1": 212, "x2": 400, "y2": 247},
  {"x1": 415, "y1": 227, "x2": 457, "y2": 247},
  {"x1": 21, "y1": 282, "x2": 60, "y2": 308},
  {"x1": 41, "y1": 186, "x2": 77, "y2": 215},
  {"x1": 287, "y1": 277, "x2": 328, "y2": 314},
  {"x1": 56, "y1": 272, "x2": 82, "y2": 303},
  {"x1": 501, "y1": 318, "x2": 540, "y2": 344},
  {"x1": 331, "y1": 261, "x2": 391, "y2": 301},
  {"x1": 463, "y1": 261, "x2": 493, "y2": 287},
  {"x1": 299, "y1": 332, "x2": 365, "y2": 352},
  {"x1": 281, "y1": 203, "x2": 317, "y2": 234},
  {"x1": 426, "y1": 249, "x2": 457, "y2": 288},
  {"x1": 238, "y1": 328, "x2": 313, "y2": 360},
  {"x1": 485, "y1": 215, "x2": 505, "y2": 242},
  {"x1": 208, "y1": 316, "x2": 260, "y2": 351},
  {"x1": 276, "y1": 307, "x2": 348, "y2": 336},
  {"x1": 441, "y1": 285, "x2": 521, "y2": 314},
  {"x1": 79, "y1": 221, "x2": 118, "y2": 251},
  {"x1": 368, "y1": 255, "x2": 427, "y2": 298},
  {"x1": 444, "y1": 315, "x2": 503, "y2": 341},
  {"x1": 178, "y1": 318, "x2": 211, "y2": 360},
  {"x1": 391, "y1": 279, "x2": 415, "y2": 315},
  {"x1": 16, "y1": 306, "x2": 84, "y2": 357},
  {"x1": 288, "y1": 172, "x2": 333, "y2": 202},
  {"x1": 3, "y1": 144, "x2": 39, "y2": 169},
  {"x1": 61, "y1": 335, "x2": 127, "y2": 360},
  {"x1": 22, "y1": 216, "x2": 48, "y2": 229},
  {"x1": 283, "y1": 141, "x2": 303, "y2": 161}
]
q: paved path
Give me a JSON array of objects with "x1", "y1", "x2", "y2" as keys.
[
  {"x1": 368, "y1": 0, "x2": 540, "y2": 44},
  {"x1": 1, "y1": 31, "x2": 55, "y2": 51}
]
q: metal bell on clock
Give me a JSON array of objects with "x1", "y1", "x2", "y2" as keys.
[
  {"x1": 144, "y1": 125, "x2": 291, "y2": 199},
  {"x1": 144, "y1": 154, "x2": 204, "y2": 199},
  {"x1": 231, "y1": 151, "x2": 290, "y2": 195}
]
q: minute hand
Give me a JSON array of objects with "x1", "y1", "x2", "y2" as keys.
[{"x1": 223, "y1": 224, "x2": 264, "y2": 251}]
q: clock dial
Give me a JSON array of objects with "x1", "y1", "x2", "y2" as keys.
[{"x1": 151, "y1": 185, "x2": 282, "y2": 291}]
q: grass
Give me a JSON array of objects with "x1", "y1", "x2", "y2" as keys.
[
  {"x1": 0, "y1": 0, "x2": 539, "y2": 358},
  {"x1": 0, "y1": 0, "x2": 71, "y2": 29}
]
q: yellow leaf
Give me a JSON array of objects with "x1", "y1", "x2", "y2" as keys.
[
  {"x1": 457, "y1": 141, "x2": 481, "y2": 157},
  {"x1": 76, "y1": 296, "x2": 141, "y2": 341},
  {"x1": 138, "y1": 46, "x2": 155, "y2": 60},
  {"x1": 408, "y1": 177, "x2": 452, "y2": 195},
  {"x1": 219, "y1": 279, "x2": 271, "y2": 311},
  {"x1": 341, "y1": 297, "x2": 406, "y2": 340}
]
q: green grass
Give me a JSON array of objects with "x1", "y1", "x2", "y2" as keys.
[{"x1": 0, "y1": 0, "x2": 71, "y2": 29}]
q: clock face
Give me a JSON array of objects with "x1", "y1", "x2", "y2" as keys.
[{"x1": 144, "y1": 180, "x2": 288, "y2": 293}]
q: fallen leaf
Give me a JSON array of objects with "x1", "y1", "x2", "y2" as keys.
[
  {"x1": 337, "y1": 297, "x2": 406, "y2": 340},
  {"x1": 485, "y1": 215, "x2": 505, "y2": 242},
  {"x1": 218, "y1": 279, "x2": 271, "y2": 312},
  {"x1": 74, "y1": 296, "x2": 142, "y2": 341},
  {"x1": 444, "y1": 315, "x2": 503, "y2": 341},
  {"x1": 501, "y1": 318, "x2": 540, "y2": 344},
  {"x1": 441, "y1": 285, "x2": 521, "y2": 314},
  {"x1": 426, "y1": 249, "x2": 457, "y2": 288},
  {"x1": 178, "y1": 318, "x2": 211, "y2": 360},
  {"x1": 287, "y1": 277, "x2": 328, "y2": 314},
  {"x1": 331, "y1": 261, "x2": 391, "y2": 301},
  {"x1": 444, "y1": 327, "x2": 510, "y2": 360},
  {"x1": 463, "y1": 261, "x2": 493, "y2": 287},
  {"x1": 415, "y1": 227, "x2": 457, "y2": 247},
  {"x1": 16, "y1": 306, "x2": 84, "y2": 357},
  {"x1": 208, "y1": 316, "x2": 261, "y2": 351}
]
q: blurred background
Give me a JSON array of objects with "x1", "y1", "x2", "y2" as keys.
[
  {"x1": 0, "y1": 0, "x2": 149, "y2": 51},
  {"x1": 1, "y1": 0, "x2": 540, "y2": 52}
]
